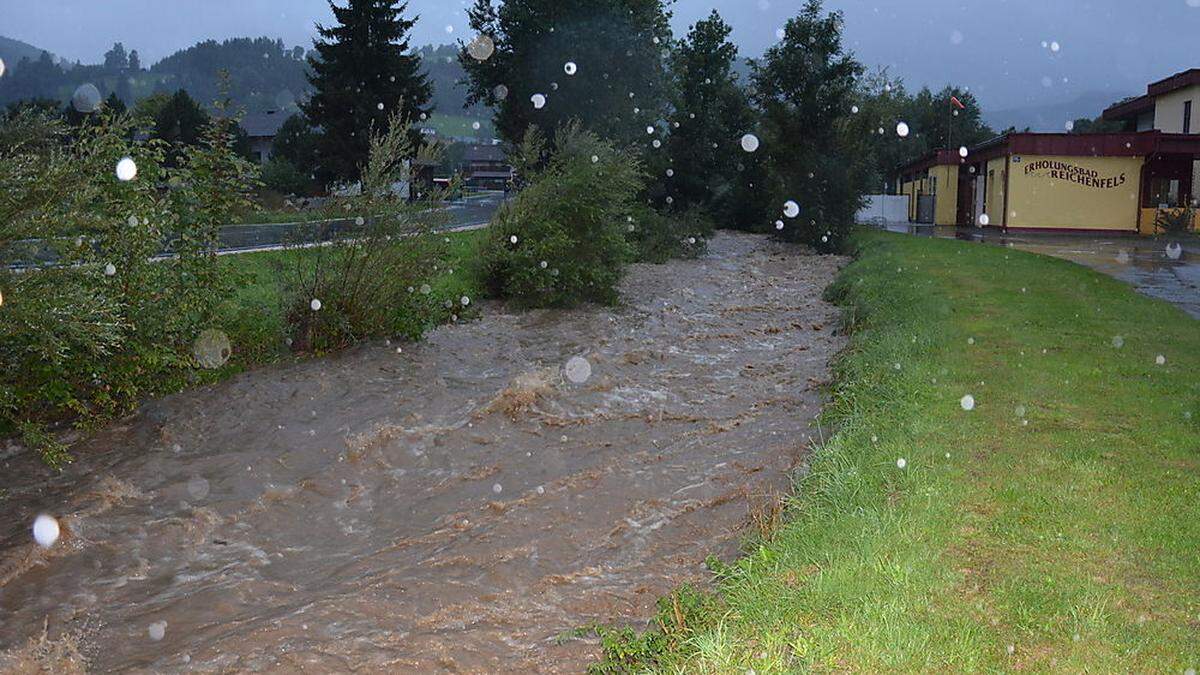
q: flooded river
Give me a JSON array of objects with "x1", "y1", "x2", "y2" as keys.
[{"x1": 0, "y1": 232, "x2": 844, "y2": 673}]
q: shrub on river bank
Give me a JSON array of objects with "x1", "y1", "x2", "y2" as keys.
[
  {"x1": 482, "y1": 123, "x2": 641, "y2": 307},
  {"x1": 0, "y1": 105, "x2": 256, "y2": 466}
]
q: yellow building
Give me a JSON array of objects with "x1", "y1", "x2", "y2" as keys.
[{"x1": 895, "y1": 69, "x2": 1200, "y2": 234}]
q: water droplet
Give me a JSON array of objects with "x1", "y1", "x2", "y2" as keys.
[
  {"x1": 472, "y1": 121, "x2": 481, "y2": 130},
  {"x1": 192, "y1": 329, "x2": 231, "y2": 369},
  {"x1": 1165, "y1": 243, "x2": 1183, "y2": 260},
  {"x1": 467, "y1": 34, "x2": 495, "y2": 61},
  {"x1": 896, "y1": 121, "x2": 910, "y2": 138},
  {"x1": 958, "y1": 146, "x2": 969, "y2": 158},
  {"x1": 967, "y1": 337, "x2": 975, "y2": 345},
  {"x1": 187, "y1": 476, "x2": 210, "y2": 500},
  {"x1": 896, "y1": 457, "x2": 907, "y2": 469},
  {"x1": 564, "y1": 356, "x2": 592, "y2": 384},
  {"x1": 104, "y1": 263, "x2": 117, "y2": 276},
  {"x1": 978, "y1": 213, "x2": 990, "y2": 226},
  {"x1": 460, "y1": 295, "x2": 470, "y2": 306},
  {"x1": 775, "y1": 220, "x2": 784, "y2": 230},
  {"x1": 783, "y1": 200, "x2": 800, "y2": 218},
  {"x1": 531, "y1": 93, "x2": 546, "y2": 109},
  {"x1": 71, "y1": 83, "x2": 101, "y2": 113},
  {"x1": 0, "y1": 58, "x2": 5, "y2": 79},
  {"x1": 850, "y1": 105, "x2": 859, "y2": 114},
  {"x1": 539, "y1": 260, "x2": 548, "y2": 269},
  {"x1": 740, "y1": 133, "x2": 760, "y2": 152},
  {"x1": 564, "y1": 61, "x2": 577, "y2": 75},
  {"x1": 1050, "y1": 40, "x2": 1061, "y2": 52},
  {"x1": 310, "y1": 298, "x2": 322, "y2": 311},
  {"x1": 148, "y1": 621, "x2": 167, "y2": 641},
  {"x1": 1155, "y1": 354, "x2": 1166, "y2": 365},
  {"x1": 32, "y1": 514, "x2": 60, "y2": 548},
  {"x1": 116, "y1": 157, "x2": 138, "y2": 181},
  {"x1": 419, "y1": 284, "x2": 432, "y2": 295},
  {"x1": 646, "y1": 126, "x2": 655, "y2": 135},
  {"x1": 492, "y1": 483, "x2": 502, "y2": 494},
  {"x1": 493, "y1": 84, "x2": 509, "y2": 100},
  {"x1": 1111, "y1": 335, "x2": 1124, "y2": 349},
  {"x1": 960, "y1": 394, "x2": 976, "y2": 411},
  {"x1": 509, "y1": 235, "x2": 518, "y2": 244}
]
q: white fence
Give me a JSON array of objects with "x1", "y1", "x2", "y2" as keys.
[{"x1": 856, "y1": 195, "x2": 909, "y2": 225}]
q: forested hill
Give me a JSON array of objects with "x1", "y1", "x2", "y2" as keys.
[
  {"x1": 0, "y1": 35, "x2": 484, "y2": 120},
  {"x1": 0, "y1": 35, "x2": 57, "y2": 69}
]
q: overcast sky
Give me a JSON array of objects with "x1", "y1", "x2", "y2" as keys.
[{"x1": 2, "y1": 0, "x2": 1198, "y2": 109}]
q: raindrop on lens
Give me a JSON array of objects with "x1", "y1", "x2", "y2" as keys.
[
  {"x1": 740, "y1": 133, "x2": 760, "y2": 152},
  {"x1": 775, "y1": 220, "x2": 784, "y2": 230},
  {"x1": 310, "y1": 298, "x2": 322, "y2": 311},
  {"x1": 564, "y1": 356, "x2": 592, "y2": 383},
  {"x1": 896, "y1": 121, "x2": 910, "y2": 138},
  {"x1": 564, "y1": 61, "x2": 577, "y2": 75},
  {"x1": 148, "y1": 621, "x2": 167, "y2": 642},
  {"x1": 783, "y1": 200, "x2": 800, "y2": 218},
  {"x1": 467, "y1": 34, "x2": 495, "y2": 61},
  {"x1": 958, "y1": 146, "x2": 968, "y2": 158},
  {"x1": 1155, "y1": 354, "x2": 1165, "y2": 365},
  {"x1": 1165, "y1": 243, "x2": 1183, "y2": 260},
  {"x1": 461, "y1": 296, "x2": 470, "y2": 306},
  {"x1": 896, "y1": 458, "x2": 907, "y2": 469},
  {"x1": 192, "y1": 329, "x2": 231, "y2": 369},
  {"x1": 492, "y1": 483, "x2": 502, "y2": 494},
  {"x1": 960, "y1": 394, "x2": 975, "y2": 411},
  {"x1": 978, "y1": 213, "x2": 990, "y2": 226},
  {"x1": 493, "y1": 84, "x2": 509, "y2": 100},
  {"x1": 531, "y1": 93, "x2": 546, "y2": 109},
  {"x1": 1111, "y1": 335, "x2": 1124, "y2": 349},
  {"x1": 32, "y1": 514, "x2": 60, "y2": 548},
  {"x1": 104, "y1": 263, "x2": 117, "y2": 276},
  {"x1": 509, "y1": 235, "x2": 518, "y2": 244},
  {"x1": 186, "y1": 476, "x2": 210, "y2": 500},
  {"x1": 71, "y1": 83, "x2": 101, "y2": 113},
  {"x1": 420, "y1": 284, "x2": 432, "y2": 295},
  {"x1": 116, "y1": 157, "x2": 138, "y2": 181}
]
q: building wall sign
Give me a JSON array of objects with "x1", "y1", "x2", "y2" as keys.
[{"x1": 1023, "y1": 159, "x2": 1127, "y2": 189}]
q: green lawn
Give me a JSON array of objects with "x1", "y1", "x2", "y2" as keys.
[{"x1": 594, "y1": 231, "x2": 1200, "y2": 672}]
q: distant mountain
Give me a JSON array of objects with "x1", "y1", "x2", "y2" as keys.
[
  {"x1": 984, "y1": 91, "x2": 1132, "y2": 133},
  {"x1": 0, "y1": 35, "x2": 58, "y2": 70}
]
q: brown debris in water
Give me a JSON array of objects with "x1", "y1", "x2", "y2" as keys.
[
  {"x1": 482, "y1": 368, "x2": 557, "y2": 418},
  {"x1": 0, "y1": 621, "x2": 87, "y2": 674}
]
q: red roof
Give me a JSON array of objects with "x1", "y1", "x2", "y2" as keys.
[{"x1": 1102, "y1": 68, "x2": 1200, "y2": 122}]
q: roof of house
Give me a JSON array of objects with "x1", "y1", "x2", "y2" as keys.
[
  {"x1": 463, "y1": 143, "x2": 508, "y2": 163},
  {"x1": 1102, "y1": 68, "x2": 1200, "y2": 121},
  {"x1": 240, "y1": 110, "x2": 291, "y2": 138},
  {"x1": 896, "y1": 130, "x2": 1200, "y2": 175}
]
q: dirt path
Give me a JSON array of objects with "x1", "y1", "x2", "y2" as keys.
[{"x1": 0, "y1": 231, "x2": 845, "y2": 673}]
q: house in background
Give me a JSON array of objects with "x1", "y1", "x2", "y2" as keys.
[
  {"x1": 240, "y1": 109, "x2": 290, "y2": 165},
  {"x1": 461, "y1": 143, "x2": 512, "y2": 190},
  {"x1": 894, "y1": 68, "x2": 1200, "y2": 234}
]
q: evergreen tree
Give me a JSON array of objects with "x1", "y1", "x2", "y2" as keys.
[
  {"x1": 663, "y1": 10, "x2": 760, "y2": 227},
  {"x1": 304, "y1": 0, "x2": 432, "y2": 185},
  {"x1": 128, "y1": 50, "x2": 141, "y2": 72},
  {"x1": 754, "y1": 0, "x2": 866, "y2": 251},
  {"x1": 154, "y1": 90, "x2": 210, "y2": 161},
  {"x1": 460, "y1": 0, "x2": 673, "y2": 148},
  {"x1": 103, "y1": 43, "x2": 129, "y2": 71}
]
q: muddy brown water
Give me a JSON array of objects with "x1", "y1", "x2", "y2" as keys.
[{"x1": 0, "y1": 232, "x2": 845, "y2": 673}]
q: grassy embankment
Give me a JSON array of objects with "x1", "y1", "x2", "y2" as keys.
[
  {"x1": 592, "y1": 231, "x2": 1200, "y2": 672},
  {"x1": 210, "y1": 227, "x2": 487, "y2": 373}
]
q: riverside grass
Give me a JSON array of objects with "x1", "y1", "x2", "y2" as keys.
[{"x1": 591, "y1": 231, "x2": 1200, "y2": 673}]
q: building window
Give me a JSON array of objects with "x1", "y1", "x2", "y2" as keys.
[
  {"x1": 1185, "y1": 101, "x2": 1193, "y2": 134},
  {"x1": 1148, "y1": 178, "x2": 1182, "y2": 208}
]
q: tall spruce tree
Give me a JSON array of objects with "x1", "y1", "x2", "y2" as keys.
[
  {"x1": 460, "y1": 0, "x2": 673, "y2": 149},
  {"x1": 304, "y1": 0, "x2": 432, "y2": 185},
  {"x1": 664, "y1": 10, "x2": 761, "y2": 227},
  {"x1": 753, "y1": 0, "x2": 866, "y2": 251}
]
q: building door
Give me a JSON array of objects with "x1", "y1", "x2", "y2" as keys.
[{"x1": 973, "y1": 175, "x2": 986, "y2": 226}]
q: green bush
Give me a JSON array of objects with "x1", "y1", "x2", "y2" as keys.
[
  {"x1": 626, "y1": 204, "x2": 713, "y2": 263},
  {"x1": 278, "y1": 112, "x2": 464, "y2": 352},
  {"x1": 260, "y1": 156, "x2": 313, "y2": 196},
  {"x1": 482, "y1": 123, "x2": 641, "y2": 307},
  {"x1": 0, "y1": 105, "x2": 257, "y2": 466}
]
